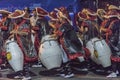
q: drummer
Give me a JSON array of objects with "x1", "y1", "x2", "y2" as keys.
[
  {"x1": 9, "y1": 9, "x2": 38, "y2": 62},
  {"x1": 30, "y1": 7, "x2": 50, "y2": 44},
  {"x1": 100, "y1": 5, "x2": 120, "y2": 78},
  {"x1": 52, "y1": 6, "x2": 88, "y2": 78},
  {"x1": 0, "y1": 9, "x2": 12, "y2": 68},
  {"x1": 79, "y1": 8, "x2": 99, "y2": 46},
  {"x1": 30, "y1": 7, "x2": 51, "y2": 67}
]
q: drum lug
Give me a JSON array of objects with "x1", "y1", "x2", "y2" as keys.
[
  {"x1": 42, "y1": 45, "x2": 44, "y2": 48},
  {"x1": 49, "y1": 41, "x2": 52, "y2": 46}
]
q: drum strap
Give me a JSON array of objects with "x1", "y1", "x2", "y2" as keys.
[
  {"x1": 14, "y1": 20, "x2": 27, "y2": 53},
  {"x1": 106, "y1": 20, "x2": 119, "y2": 43},
  {"x1": 108, "y1": 20, "x2": 118, "y2": 30},
  {"x1": 91, "y1": 21, "x2": 99, "y2": 32}
]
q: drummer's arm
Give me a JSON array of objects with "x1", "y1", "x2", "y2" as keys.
[
  {"x1": 100, "y1": 26, "x2": 110, "y2": 33},
  {"x1": 100, "y1": 20, "x2": 110, "y2": 33},
  {"x1": 79, "y1": 26, "x2": 83, "y2": 33}
]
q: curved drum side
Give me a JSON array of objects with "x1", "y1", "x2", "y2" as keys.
[
  {"x1": 86, "y1": 38, "x2": 100, "y2": 64},
  {"x1": 5, "y1": 39, "x2": 24, "y2": 72},
  {"x1": 86, "y1": 37, "x2": 111, "y2": 67},
  {"x1": 39, "y1": 35, "x2": 63, "y2": 70},
  {"x1": 94, "y1": 39, "x2": 111, "y2": 67}
]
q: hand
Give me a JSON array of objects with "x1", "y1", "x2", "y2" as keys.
[
  {"x1": 106, "y1": 29, "x2": 112, "y2": 35},
  {"x1": 10, "y1": 30, "x2": 16, "y2": 34},
  {"x1": 31, "y1": 30, "x2": 36, "y2": 34},
  {"x1": 50, "y1": 34, "x2": 58, "y2": 39}
]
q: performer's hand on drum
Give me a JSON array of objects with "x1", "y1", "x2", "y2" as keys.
[
  {"x1": 10, "y1": 30, "x2": 16, "y2": 34},
  {"x1": 8, "y1": 34, "x2": 14, "y2": 40},
  {"x1": 50, "y1": 34, "x2": 58, "y2": 39}
]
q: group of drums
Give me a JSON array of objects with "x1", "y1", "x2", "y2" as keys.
[
  {"x1": 2, "y1": 6, "x2": 120, "y2": 79},
  {"x1": 5, "y1": 31, "x2": 112, "y2": 72}
]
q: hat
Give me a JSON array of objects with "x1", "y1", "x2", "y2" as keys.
[
  {"x1": 49, "y1": 11, "x2": 58, "y2": 20},
  {"x1": 8, "y1": 9, "x2": 25, "y2": 19},
  {"x1": 82, "y1": 9, "x2": 97, "y2": 16},
  {"x1": 82, "y1": 9, "x2": 97, "y2": 20},
  {"x1": 23, "y1": 12, "x2": 30, "y2": 20},
  {"x1": 58, "y1": 7, "x2": 67, "y2": 14},
  {"x1": 54, "y1": 6, "x2": 68, "y2": 18},
  {"x1": 104, "y1": 10, "x2": 119, "y2": 19},
  {"x1": 97, "y1": 9, "x2": 106, "y2": 15},
  {"x1": 54, "y1": 7, "x2": 67, "y2": 13},
  {"x1": 35, "y1": 7, "x2": 48, "y2": 16},
  {"x1": 0, "y1": 10, "x2": 11, "y2": 14},
  {"x1": 55, "y1": 7, "x2": 69, "y2": 19},
  {"x1": 97, "y1": 9, "x2": 106, "y2": 17},
  {"x1": 108, "y1": 5, "x2": 120, "y2": 10},
  {"x1": 77, "y1": 11, "x2": 87, "y2": 20}
]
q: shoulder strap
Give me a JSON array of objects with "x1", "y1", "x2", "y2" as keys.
[
  {"x1": 15, "y1": 20, "x2": 26, "y2": 30},
  {"x1": 108, "y1": 19, "x2": 119, "y2": 29}
]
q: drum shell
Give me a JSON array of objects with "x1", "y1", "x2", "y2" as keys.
[
  {"x1": 5, "y1": 39, "x2": 24, "y2": 72},
  {"x1": 86, "y1": 38, "x2": 111, "y2": 67},
  {"x1": 39, "y1": 35, "x2": 63, "y2": 70}
]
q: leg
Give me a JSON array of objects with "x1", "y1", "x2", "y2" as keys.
[{"x1": 106, "y1": 62, "x2": 118, "y2": 77}]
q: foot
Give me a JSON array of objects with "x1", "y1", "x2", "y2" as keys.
[
  {"x1": 106, "y1": 72, "x2": 117, "y2": 78},
  {"x1": 32, "y1": 64, "x2": 42, "y2": 67},
  {"x1": 22, "y1": 76, "x2": 32, "y2": 80},
  {"x1": 7, "y1": 70, "x2": 24, "y2": 79},
  {"x1": 116, "y1": 70, "x2": 119, "y2": 75},
  {"x1": 32, "y1": 62, "x2": 42, "y2": 68},
  {"x1": 58, "y1": 66, "x2": 74, "y2": 78},
  {"x1": 63, "y1": 72, "x2": 74, "y2": 78},
  {"x1": 0, "y1": 65, "x2": 10, "y2": 71}
]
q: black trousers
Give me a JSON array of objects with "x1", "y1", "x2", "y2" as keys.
[{"x1": 112, "y1": 61, "x2": 120, "y2": 73}]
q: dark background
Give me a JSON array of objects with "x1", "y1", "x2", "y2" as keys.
[{"x1": 0, "y1": 0, "x2": 119, "y2": 12}]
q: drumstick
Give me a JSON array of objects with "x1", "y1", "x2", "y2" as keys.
[{"x1": 10, "y1": 30, "x2": 28, "y2": 35}]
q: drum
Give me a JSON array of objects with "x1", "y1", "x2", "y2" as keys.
[
  {"x1": 5, "y1": 38, "x2": 24, "y2": 72},
  {"x1": 86, "y1": 37, "x2": 111, "y2": 67},
  {"x1": 39, "y1": 35, "x2": 63, "y2": 70}
]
